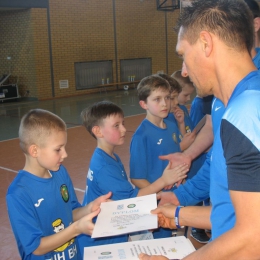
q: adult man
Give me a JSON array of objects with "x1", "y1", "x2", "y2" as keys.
[{"x1": 139, "y1": 0, "x2": 260, "y2": 259}]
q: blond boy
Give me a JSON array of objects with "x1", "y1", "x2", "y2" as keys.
[{"x1": 6, "y1": 109, "x2": 111, "y2": 260}]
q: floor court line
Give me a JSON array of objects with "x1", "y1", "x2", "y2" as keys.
[{"x1": 0, "y1": 166, "x2": 18, "y2": 173}]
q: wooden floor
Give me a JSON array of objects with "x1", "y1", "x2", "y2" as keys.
[{"x1": 0, "y1": 90, "x2": 203, "y2": 259}]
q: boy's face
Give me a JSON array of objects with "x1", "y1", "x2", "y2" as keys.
[
  {"x1": 141, "y1": 87, "x2": 171, "y2": 119},
  {"x1": 178, "y1": 84, "x2": 194, "y2": 105},
  {"x1": 170, "y1": 90, "x2": 179, "y2": 112},
  {"x1": 99, "y1": 114, "x2": 126, "y2": 147},
  {"x1": 36, "y1": 130, "x2": 67, "y2": 172}
]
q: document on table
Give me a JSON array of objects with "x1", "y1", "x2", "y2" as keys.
[
  {"x1": 91, "y1": 193, "x2": 158, "y2": 238},
  {"x1": 84, "y1": 236, "x2": 195, "y2": 260},
  {"x1": 192, "y1": 115, "x2": 206, "y2": 134}
]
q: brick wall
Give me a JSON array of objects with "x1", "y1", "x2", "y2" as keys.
[{"x1": 0, "y1": 0, "x2": 183, "y2": 100}]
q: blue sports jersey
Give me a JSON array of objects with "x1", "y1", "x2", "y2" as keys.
[
  {"x1": 190, "y1": 96, "x2": 205, "y2": 126},
  {"x1": 130, "y1": 118, "x2": 180, "y2": 183},
  {"x1": 253, "y1": 47, "x2": 260, "y2": 69},
  {"x1": 78, "y1": 148, "x2": 139, "y2": 252},
  {"x1": 210, "y1": 70, "x2": 260, "y2": 240},
  {"x1": 6, "y1": 165, "x2": 81, "y2": 260}
]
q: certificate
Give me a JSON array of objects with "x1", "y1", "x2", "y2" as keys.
[
  {"x1": 92, "y1": 194, "x2": 158, "y2": 238},
  {"x1": 84, "y1": 236, "x2": 195, "y2": 260}
]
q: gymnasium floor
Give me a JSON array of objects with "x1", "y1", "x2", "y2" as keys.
[{"x1": 0, "y1": 89, "x2": 203, "y2": 259}]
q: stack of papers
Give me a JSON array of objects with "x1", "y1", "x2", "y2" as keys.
[{"x1": 84, "y1": 236, "x2": 195, "y2": 260}]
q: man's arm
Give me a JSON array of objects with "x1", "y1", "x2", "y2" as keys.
[
  {"x1": 160, "y1": 115, "x2": 213, "y2": 168},
  {"x1": 183, "y1": 114, "x2": 213, "y2": 160},
  {"x1": 183, "y1": 191, "x2": 260, "y2": 259}
]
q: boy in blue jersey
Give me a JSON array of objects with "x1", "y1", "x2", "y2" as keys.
[
  {"x1": 78, "y1": 101, "x2": 188, "y2": 251},
  {"x1": 129, "y1": 75, "x2": 187, "y2": 239},
  {"x1": 6, "y1": 109, "x2": 111, "y2": 260}
]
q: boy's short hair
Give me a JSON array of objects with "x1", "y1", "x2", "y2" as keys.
[
  {"x1": 171, "y1": 70, "x2": 193, "y2": 89},
  {"x1": 158, "y1": 73, "x2": 182, "y2": 94},
  {"x1": 81, "y1": 101, "x2": 124, "y2": 139},
  {"x1": 137, "y1": 75, "x2": 171, "y2": 101},
  {"x1": 19, "y1": 109, "x2": 67, "y2": 154}
]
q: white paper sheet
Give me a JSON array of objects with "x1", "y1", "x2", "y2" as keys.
[
  {"x1": 92, "y1": 194, "x2": 158, "y2": 238},
  {"x1": 84, "y1": 236, "x2": 195, "y2": 260}
]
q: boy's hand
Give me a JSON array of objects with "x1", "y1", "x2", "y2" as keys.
[
  {"x1": 151, "y1": 204, "x2": 177, "y2": 229},
  {"x1": 89, "y1": 192, "x2": 112, "y2": 213},
  {"x1": 77, "y1": 209, "x2": 101, "y2": 235},
  {"x1": 172, "y1": 107, "x2": 184, "y2": 124},
  {"x1": 139, "y1": 253, "x2": 169, "y2": 260},
  {"x1": 161, "y1": 162, "x2": 188, "y2": 186}
]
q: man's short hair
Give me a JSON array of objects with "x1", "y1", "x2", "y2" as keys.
[
  {"x1": 137, "y1": 75, "x2": 171, "y2": 101},
  {"x1": 175, "y1": 0, "x2": 254, "y2": 54},
  {"x1": 158, "y1": 73, "x2": 182, "y2": 93},
  {"x1": 81, "y1": 101, "x2": 124, "y2": 139},
  {"x1": 19, "y1": 109, "x2": 66, "y2": 153}
]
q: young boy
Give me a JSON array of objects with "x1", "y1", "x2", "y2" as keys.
[
  {"x1": 171, "y1": 70, "x2": 195, "y2": 136},
  {"x1": 6, "y1": 109, "x2": 111, "y2": 260},
  {"x1": 159, "y1": 73, "x2": 195, "y2": 151},
  {"x1": 129, "y1": 75, "x2": 186, "y2": 239},
  {"x1": 78, "y1": 101, "x2": 188, "y2": 250},
  {"x1": 171, "y1": 70, "x2": 210, "y2": 243}
]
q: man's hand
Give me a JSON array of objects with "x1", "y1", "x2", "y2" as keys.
[
  {"x1": 157, "y1": 192, "x2": 180, "y2": 206},
  {"x1": 159, "y1": 152, "x2": 192, "y2": 168},
  {"x1": 151, "y1": 204, "x2": 177, "y2": 229},
  {"x1": 139, "y1": 253, "x2": 169, "y2": 260}
]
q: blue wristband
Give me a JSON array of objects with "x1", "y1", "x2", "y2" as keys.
[{"x1": 175, "y1": 206, "x2": 184, "y2": 229}]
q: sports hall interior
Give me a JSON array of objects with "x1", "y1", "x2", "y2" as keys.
[{"x1": 0, "y1": 1, "x2": 202, "y2": 259}]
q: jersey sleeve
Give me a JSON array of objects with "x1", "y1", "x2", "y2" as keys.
[
  {"x1": 129, "y1": 133, "x2": 148, "y2": 180},
  {"x1": 221, "y1": 119, "x2": 260, "y2": 192},
  {"x1": 6, "y1": 190, "x2": 42, "y2": 256},
  {"x1": 174, "y1": 149, "x2": 211, "y2": 206},
  {"x1": 97, "y1": 166, "x2": 139, "y2": 200}
]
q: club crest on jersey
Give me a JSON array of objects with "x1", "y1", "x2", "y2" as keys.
[
  {"x1": 60, "y1": 184, "x2": 69, "y2": 202},
  {"x1": 172, "y1": 133, "x2": 178, "y2": 144}
]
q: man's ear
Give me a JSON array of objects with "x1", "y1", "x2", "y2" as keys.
[
  {"x1": 199, "y1": 31, "x2": 213, "y2": 57},
  {"x1": 254, "y1": 17, "x2": 260, "y2": 33},
  {"x1": 92, "y1": 125, "x2": 103, "y2": 138},
  {"x1": 28, "y1": 144, "x2": 38, "y2": 158},
  {"x1": 139, "y1": 100, "x2": 148, "y2": 110}
]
